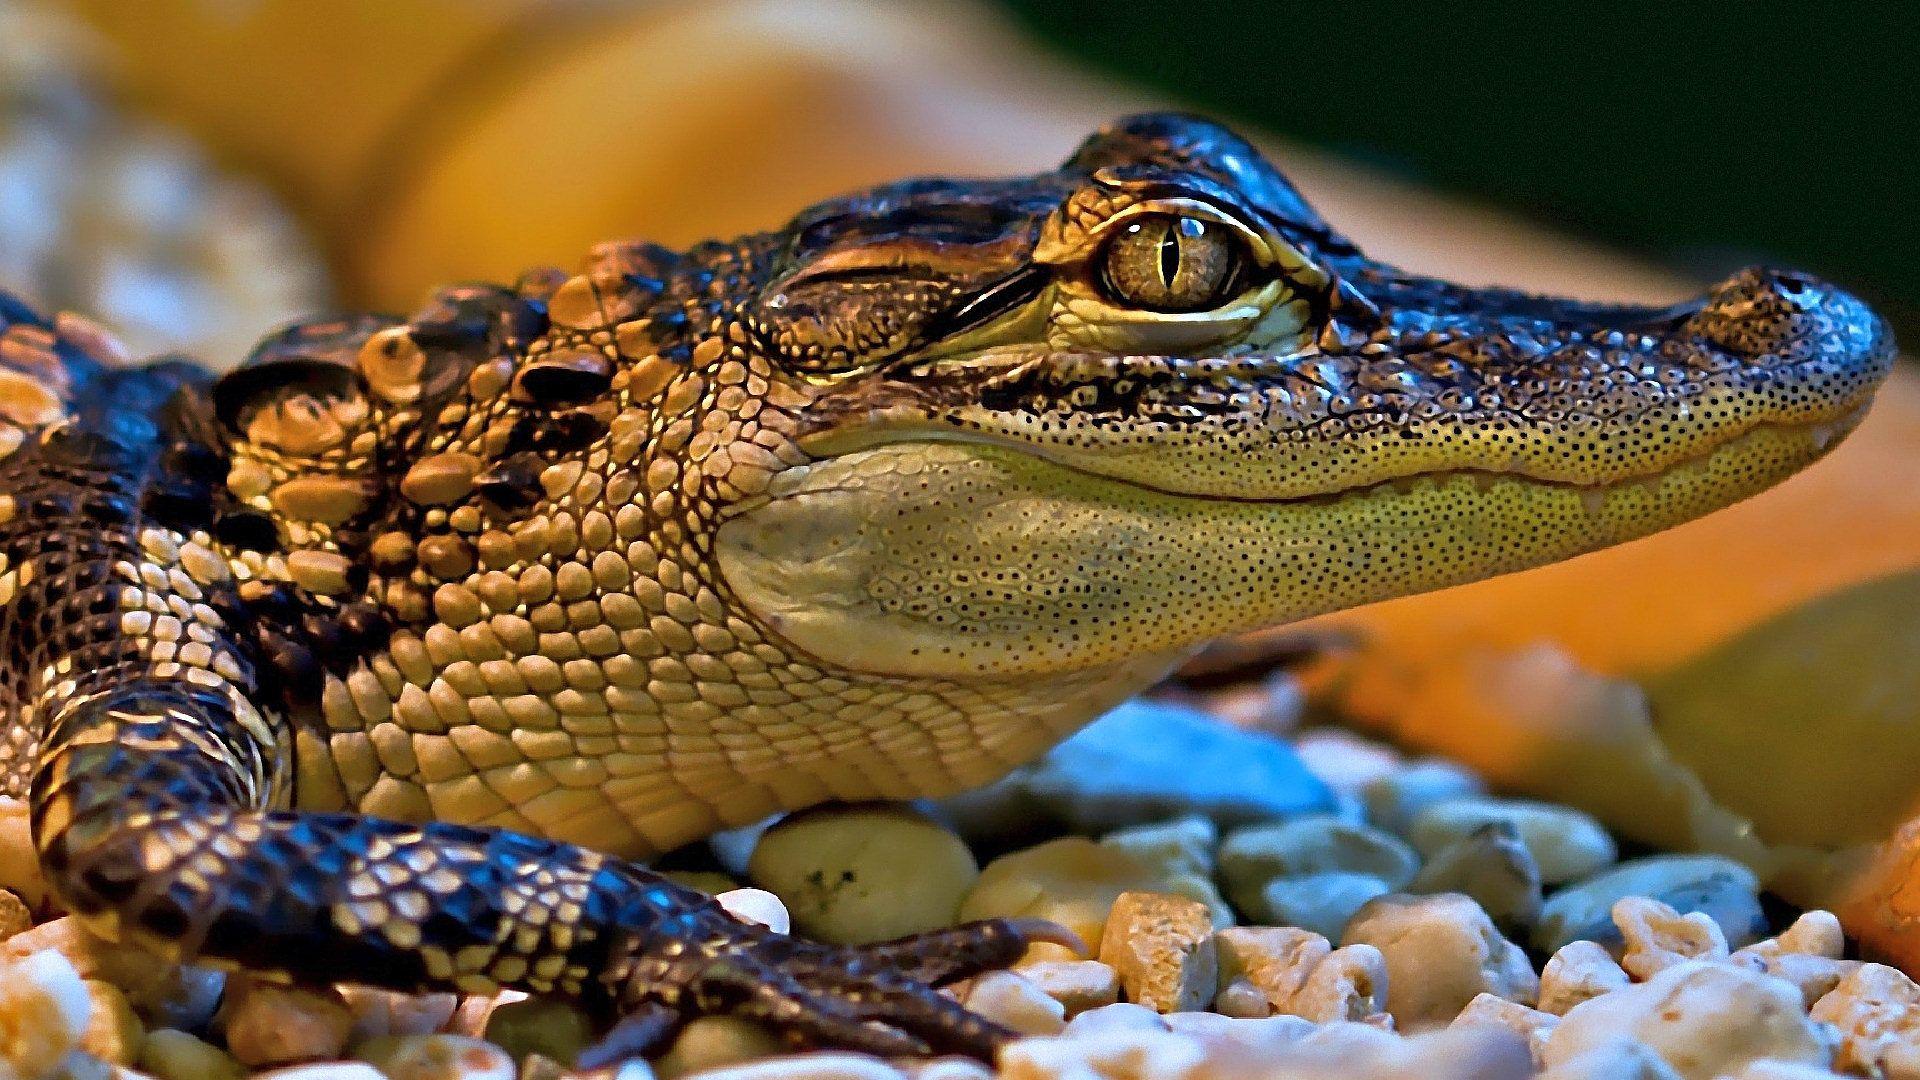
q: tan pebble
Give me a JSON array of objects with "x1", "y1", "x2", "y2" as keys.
[
  {"x1": 0, "y1": 949, "x2": 92, "y2": 1080},
  {"x1": 963, "y1": 971, "x2": 1065, "y2": 1036},
  {"x1": 217, "y1": 982, "x2": 352, "y2": 1067},
  {"x1": 1289, "y1": 943, "x2": 1389, "y2": 1023},
  {"x1": 139, "y1": 1028, "x2": 246, "y2": 1080},
  {"x1": 1096, "y1": 890, "x2": 1217, "y2": 1013},
  {"x1": 1, "y1": 917, "x2": 174, "y2": 1001},
  {"x1": 401, "y1": 453, "x2": 482, "y2": 505},
  {"x1": 354, "y1": 1033, "x2": 514, "y2": 1080},
  {"x1": 1342, "y1": 892, "x2": 1538, "y2": 1026},
  {"x1": 960, "y1": 838, "x2": 1213, "y2": 958},
  {"x1": 271, "y1": 476, "x2": 375, "y2": 524},
  {"x1": 1453, "y1": 992, "x2": 1558, "y2": 1067},
  {"x1": 1809, "y1": 962, "x2": 1920, "y2": 1078},
  {"x1": 653, "y1": 1016, "x2": 782, "y2": 1078},
  {"x1": 749, "y1": 805, "x2": 977, "y2": 945},
  {"x1": 1538, "y1": 940, "x2": 1631, "y2": 1015},
  {"x1": 1212, "y1": 926, "x2": 1330, "y2": 1014},
  {"x1": 337, "y1": 987, "x2": 458, "y2": 1041},
  {"x1": 286, "y1": 550, "x2": 355, "y2": 595},
  {"x1": 0, "y1": 887, "x2": 29, "y2": 939},
  {"x1": 1614, "y1": 896, "x2": 1729, "y2": 980},
  {"x1": 78, "y1": 978, "x2": 144, "y2": 1064},
  {"x1": 1214, "y1": 978, "x2": 1273, "y2": 1018},
  {"x1": 0, "y1": 797, "x2": 46, "y2": 909},
  {"x1": 1019, "y1": 960, "x2": 1120, "y2": 1016}
]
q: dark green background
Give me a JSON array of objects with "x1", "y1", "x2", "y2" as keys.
[{"x1": 998, "y1": 2, "x2": 1915, "y2": 342}]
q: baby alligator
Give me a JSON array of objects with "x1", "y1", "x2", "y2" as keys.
[{"x1": 0, "y1": 114, "x2": 1893, "y2": 1061}]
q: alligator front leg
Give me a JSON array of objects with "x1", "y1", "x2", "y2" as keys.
[{"x1": 29, "y1": 673, "x2": 1046, "y2": 1061}]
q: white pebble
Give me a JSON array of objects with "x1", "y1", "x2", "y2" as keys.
[
  {"x1": 1020, "y1": 961, "x2": 1120, "y2": 1016},
  {"x1": 1342, "y1": 893, "x2": 1538, "y2": 1027},
  {"x1": 0, "y1": 949, "x2": 93, "y2": 1080},
  {"x1": 1290, "y1": 943, "x2": 1389, "y2": 1024},
  {"x1": 248, "y1": 1064, "x2": 386, "y2": 1080},
  {"x1": 1060, "y1": 1002, "x2": 1168, "y2": 1037},
  {"x1": 1546, "y1": 961, "x2": 1833, "y2": 1080},
  {"x1": 963, "y1": 971, "x2": 1065, "y2": 1036},
  {"x1": 998, "y1": 1028, "x2": 1204, "y2": 1080},
  {"x1": 1212, "y1": 926, "x2": 1329, "y2": 1015},
  {"x1": 1538, "y1": 1038, "x2": 1683, "y2": 1080},
  {"x1": 1452, "y1": 992, "x2": 1559, "y2": 1067},
  {"x1": 1808, "y1": 962, "x2": 1920, "y2": 1079},
  {"x1": 716, "y1": 888, "x2": 791, "y2": 934},
  {"x1": 356, "y1": 1033, "x2": 514, "y2": 1080},
  {"x1": 1539, "y1": 941, "x2": 1632, "y2": 1016},
  {"x1": 1613, "y1": 896, "x2": 1729, "y2": 979}
]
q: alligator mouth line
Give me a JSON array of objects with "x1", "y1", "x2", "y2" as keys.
[{"x1": 815, "y1": 405, "x2": 1871, "y2": 515}]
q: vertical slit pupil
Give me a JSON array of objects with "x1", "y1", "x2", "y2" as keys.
[{"x1": 1158, "y1": 221, "x2": 1182, "y2": 290}]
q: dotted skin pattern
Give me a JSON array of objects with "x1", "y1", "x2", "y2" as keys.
[{"x1": 0, "y1": 114, "x2": 1895, "y2": 1059}]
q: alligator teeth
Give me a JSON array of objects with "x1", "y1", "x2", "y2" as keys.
[
  {"x1": 1580, "y1": 489, "x2": 1608, "y2": 516},
  {"x1": 1810, "y1": 422, "x2": 1838, "y2": 451}
]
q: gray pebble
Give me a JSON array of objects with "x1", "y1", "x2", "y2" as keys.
[
  {"x1": 936, "y1": 700, "x2": 1333, "y2": 842},
  {"x1": 1411, "y1": 822, "x2": 1544, "y2": 932},
  {"x1": 1410, "y1": 797, "x2": 1617, "y2": 885},
  {"x1": 1258, "y1": 872, "x2": 1392, "y2": 940},
  {"x1": 1533, "y1": 855, "x2": 1767, "y2": 955},
  {"x1": 1363, "y1": 759, "x2": 1486, "y2": 836},
  {"x1": 1219, "y1": 816, "x2": 1420, "y2": 918}
]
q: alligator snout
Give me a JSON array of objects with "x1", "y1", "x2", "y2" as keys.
[{"x1": 1686, "y1": 265, "x2": 1894, "y2": 372}]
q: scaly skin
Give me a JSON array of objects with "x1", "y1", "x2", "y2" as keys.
[{"x1": 0, "y1": 114, "x2": 1894, "y2": 1060}]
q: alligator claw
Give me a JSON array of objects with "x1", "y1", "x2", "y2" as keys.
[{"x1": 607, "y1": 915, "x2": 1059, "y2": 1064}]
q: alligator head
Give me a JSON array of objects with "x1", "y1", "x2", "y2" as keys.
[{"x1": 715, "y1": 112, "x2": 1894, "y2": 683}]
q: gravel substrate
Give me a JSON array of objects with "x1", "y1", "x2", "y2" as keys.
[{"x1": 3, "y1": 690, "x2": 1916, "y2": 1080}]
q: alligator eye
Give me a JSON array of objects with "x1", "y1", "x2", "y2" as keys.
[{"x1": 1098, "y1": 214, "x2": 1246, "y2": 312}]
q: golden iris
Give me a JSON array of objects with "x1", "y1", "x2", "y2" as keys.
[{"x1": 1099, "y1": 214, "x2": 1244, "y2": 312}]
